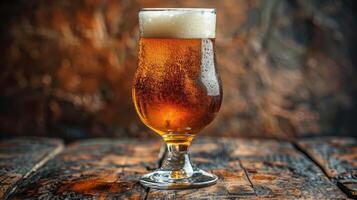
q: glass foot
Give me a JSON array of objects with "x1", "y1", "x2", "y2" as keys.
[{"x1": 140, "y1": 168, "x2": 218, "y2": 189}]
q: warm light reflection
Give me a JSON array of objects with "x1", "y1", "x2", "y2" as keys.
[{"x1": 151, "y1": 105, "x2": 190, "y2": 132}]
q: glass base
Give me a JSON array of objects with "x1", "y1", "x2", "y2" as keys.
[{"x1": 140, "y1": 168, "x2": 218, "y2": 189}]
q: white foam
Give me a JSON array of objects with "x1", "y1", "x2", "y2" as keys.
[{"x1": 139, "y1": 8, "x2": 216, "y2": 38}]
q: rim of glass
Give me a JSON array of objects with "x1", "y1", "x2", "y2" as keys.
[{"x1": 140, "y1": 8, "x2": 216, "y2": 13}]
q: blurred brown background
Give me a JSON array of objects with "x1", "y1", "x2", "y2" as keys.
[{"x1": 0, "y1": 0, "x2": 356, "y2": 141}]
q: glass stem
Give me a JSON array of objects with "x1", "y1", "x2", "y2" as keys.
[{"x1": 161, "y1": 143, "x2": 194, "y2": 179}]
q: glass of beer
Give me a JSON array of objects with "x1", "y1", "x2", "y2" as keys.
[{"x1": 132, "y1": 8, "x2": 222, "y2": 189}]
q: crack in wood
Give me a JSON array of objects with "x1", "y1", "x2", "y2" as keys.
[
  {"x1": 238, "y1": 159, "x2": 258, "y2": 197},
  {"x1": 0, "y1": 138, "x2": 64, "y2": 200},
  {"x1": 296, "y1": 137, "x2": 357, "y2": 199},
  {"x1": 10, "y1": 139, "x2": 162, "y2": 199},
  {"x1": 234, "y1": 139, "x2": 346, "y2": 199},
  {"x1": 292, "y1": 141, "x2": 332, "y2": 179}
]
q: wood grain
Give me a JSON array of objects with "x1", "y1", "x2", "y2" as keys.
[
  {"x1": 147, "y1": 138, "x2": 255, "y2": 199},
  {"x1": 0, "y1": 137, "x2": 63, "y2": 200},
  {"x1": 7, "y1": 137, "x2": 350, "y2": 199},
  {"x1": 11, "y1": 139, "x2": 162, "y2": 200},
  {"x1": 235, "y1": 139, "x2": 347, "y2": 199},
  {"x1": 297, "y1": 137, "x2": 357, "y2": 198},
  {"x1": 148, "y1": 138, "x2": 346, "y2": 199}
]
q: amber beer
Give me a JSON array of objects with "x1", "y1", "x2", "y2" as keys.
[
  {"x1": 133, "y1": 9, "x2": 222, "y2": 146},
  {"x1": 133, "y1": 38, "x2": 221, "y2": 144}
]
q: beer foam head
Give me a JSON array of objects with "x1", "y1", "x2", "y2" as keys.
[{"x1": 139, "y1": 8, "x2": 216, "y2": 38}]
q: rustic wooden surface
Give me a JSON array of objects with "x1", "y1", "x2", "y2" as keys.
[
  {"x1": 12, "y1": 139, "x2": 163, "y2": 199},
  {"x1": 148, "y1": 138, "x2": 256, "y2": 199},
  {"x1": 236, "y1": 139, "x2": 346, "y2": 199},
  {"x1": 148, "y1": 138, "x2": 346, "y2": 199},
  {"x1": 1, "y1": 137, "x2": 354, "y2": 199},
  {"x1": 297, "y1": 137, "x2": 357, "y2": 198},
  {"x1": 0, "y1": 138, "x2": 63, "y2": 200}
]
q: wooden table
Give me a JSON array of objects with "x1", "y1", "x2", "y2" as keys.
[{"x1": 0, "y1": 137, "x2": 356, "y2": 199}]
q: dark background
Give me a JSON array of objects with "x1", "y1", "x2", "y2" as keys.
[{"x1": 0, "y1": 0, "x2": 356, "y2": 141}]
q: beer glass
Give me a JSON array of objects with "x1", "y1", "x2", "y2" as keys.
[{"x1": 132, "y1": 8, "x2": 222, "y2": 189}]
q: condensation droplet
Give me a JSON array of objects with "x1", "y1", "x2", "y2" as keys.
[{"x1": 200, "y1": 39, "x2": 219, "y2": 96}]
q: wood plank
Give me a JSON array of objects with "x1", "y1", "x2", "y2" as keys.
[
  {"x1": 149, "y1": 138, "x2": 346, "y2": 199},
  {"x1": 8, "y1": 137, "x2": 349, "y2": 199},
  {"x1": 0, "y1": 137, "x2": 63, "y2": 200},
  {"x1": 235, "y1": 139, "x2": 347, "y2": 199},
  {"x1": 297, "y1": 137, "x2": 357, "y2": 198},
  {"x1": 11, "y1": 139, "x2": 162, "y2": 200},
  {"x1": 147, "y1": 138, "x2": 256, "y2": 199}
]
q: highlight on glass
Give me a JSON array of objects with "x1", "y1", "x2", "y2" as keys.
[{"x1": 132, "y1": 8, "x2": 222, "y2": 189}]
